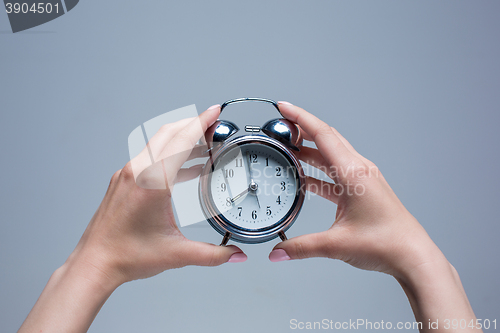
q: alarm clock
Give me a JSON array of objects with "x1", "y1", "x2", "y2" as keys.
[{"x1": 199, "y1": 98, "x2": 306, "y2": 245}]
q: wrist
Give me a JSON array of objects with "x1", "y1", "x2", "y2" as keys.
[
  {"x1": 386, "y1": 217, "x2": 451, "y2": 283},
  {"x1": 62, "y1": 247, "x2": 125, "y2": 295},
  {"x1": 391, "y1": 233, "x2": 478, "y2": 327},
  {"x1": 396, "y1": 251, "x2": 456, "y2": 294},
  {"x1": 18, "y1": 250, "x2": 122, "y2": 333}
]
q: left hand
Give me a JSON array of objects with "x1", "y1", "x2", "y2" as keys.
[{"x1": 68, "y1": 104, "x2": 247, "y2": 287}]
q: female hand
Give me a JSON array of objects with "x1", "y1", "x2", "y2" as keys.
[
  {"x1": 269, "y1": 102, "x2": 437, "y2": 277},
  {"x1": 269, "y1": 102, "x2": 480, "y2": 332},
  {"x1": 72, "y1": 104, "x2": 247, "y2": 285},
  {"x1": 18, "y1": 105, "x2": 247, "y2": 333}
]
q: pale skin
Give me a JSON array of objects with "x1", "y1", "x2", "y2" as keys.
[
  {"x1": 270, "y1": 102, "x2": 481, "y2": 332},
  {"x1": 18, "y1": 103, "x2": 481, "y2": 333}
]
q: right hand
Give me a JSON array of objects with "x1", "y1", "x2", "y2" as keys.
[{"x1": 269, "y1": 102, "x2": 446, "y2": 280}]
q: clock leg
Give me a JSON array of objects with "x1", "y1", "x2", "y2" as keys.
[
  {"x1": 220, "y1": 231, "x2": 232, "y2": 246},
  {"x1": 278, "y1": 231, "x2": 287, "y2": 241}
]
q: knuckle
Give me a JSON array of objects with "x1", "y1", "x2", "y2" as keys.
[
  {"x1": 294, "y1": 240, "x2": 308, "y2": 260},
  {"x1": 311, "y1": 123, "x2": 333, "y2": 141},
  {"x1": 110, "y1": 169, "x2": 122, "y2": 185},
  {"x1": 135, "y1": 162, "x2": 168, "y2": 190},
  {"x1": 340, "y1": 158, "x2": 373, "y2": 182},
  {"x1": 120, "y1": 162, "x2": 136, "y2": 181},
  {"x1": 365, "y1": 161, "x2": 380, "y2": 179},
  {"x1": 180, "y1": 131, "x2": 200, "y2": 147},
  {"x1": 207, "y1": 246, "x2": 221, "y2": 266},
  {"x1": 355, "y1": 163, "x2": 371, "y2": 179},
  {"x1": 159, "y1": 123, "x2": 171, "y2": 133}
]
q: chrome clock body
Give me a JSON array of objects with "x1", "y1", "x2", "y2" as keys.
[{"x1": 198, "y1": 98, "x2": 306, "y2": 245}]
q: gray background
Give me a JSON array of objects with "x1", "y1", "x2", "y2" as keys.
[{"x1": 1, "y1": 1, "x2": 499, "y2": 332}]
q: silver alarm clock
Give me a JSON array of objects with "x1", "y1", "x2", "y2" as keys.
[{"x1": 199, "y1": 98, "x2": 306, "y2": 245}]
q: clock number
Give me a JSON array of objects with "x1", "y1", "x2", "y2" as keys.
[
  {"x1": 281, "y1": 181, "x2": 286, "y2": 191},
  {"x1": 225, "y1": 169, "x2": 234, "y2": 178},
  {"x1": 266, "y1": 206, "x2": 271, "y2": 216},
  {"x1": 252, "y1": 210, "x2": 257, "y2": 220},
  {"x1": 276, "y1": 196, "x2": 281, "y2": 205},
  {"x1": 238, "y1": 207, "x2": 242, "y2": 217},
  {"x1": 265, "y1": 157, "x2": 269, "y2": 166},
  {"x1": 221, "y1": 183, "x2": 226, "y2": 192},
  {"x1": 251, "y1": 154, "x2": 258, "y2": 163},
  {"x1": 235, "y1": 158, "x2": 243, "y2": 167},
  {"x1": 226, "y1": 197, "x2": 232, "y2": 206},
  {"x1": 276, "y1": 166, "x2": 281, "y2": 176}
]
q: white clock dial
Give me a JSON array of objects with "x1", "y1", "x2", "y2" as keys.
[{"x1": 209, "y1": 143, "x2": 298, "y2": 230}]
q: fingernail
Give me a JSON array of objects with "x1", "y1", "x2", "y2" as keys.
[
  {"x1": 207, "y1": 104, "x2": 220, "y2": 111},
  {"x1": 228, "y1": 252, "x2": 247, "y2": 263},
  {"x1": 269, "y1": 249, "x2": 291, "y2": 262},
  {"x1": 278, "y1": 101, "x2": 293, "y2": 106}
]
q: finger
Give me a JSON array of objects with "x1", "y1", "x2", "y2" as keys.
[
  {"x1": 269, "y1": 230, "x2": 338, "y2": 261},
  {"x1": 299, "y1": 130, "x2": 376, "y2": 182},
  {"x1": 157, "y1": 105, "x2": 221, "y2": 189},
  {"x1": 147, "y1": 117, "x2": 196, "y2": 162},
  {"x1": 305, "y1": 176, "x2": 339, "y2": 204},
  {"x1": 296, "y1": 124, "x2": 314, "y2": 141},
  {"x1": 298, "y1": 123, "x2": 370, "y2": 176},
  {"x1": 180, "y1": 241, "x2": 247, "y2": 266},
  {"x1": 128, "y1": 117, "x2": 196, "y2": 180},
  {"x1": 174, "y1": 164, "x2": 203, "y2": 184},
  {"x1": 186, "y1": 143, "x2": 210, "y2": 160},
  {"x1": 328, "y1": 126, "x2": 372, "y2": 164},
  {"x1": 157, "y1": 143, "x2": 210, "y2": 167},
  {"x1": 298, "y1": 146, "x2": 329, "y2": 171},
  {"x1": 134, "y1": 145, "x2": 209, "y2": 189},
  {"x1": 277, "y1": 102, "x2": 359, "y2": 184}
]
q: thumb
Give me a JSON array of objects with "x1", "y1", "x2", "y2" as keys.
[
  {"x1": 180, "y1": 240, "x2": 247, "y2": 266},
  {"x1": 269, "y1": 230, "x2": 343, "y2": 262}
]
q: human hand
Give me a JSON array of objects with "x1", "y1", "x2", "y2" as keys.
[
  {"x1": 69, "y1": 105, "x2": 247, "y2": 287},
  {"x1": 268, "y1": 102, "x2": 482, "y2": 332},
  {"x1": 269, "y1": 102, "x2": 445, "y2": 278},
  {"x1": 18, "y1": 105, "x2": 248, "y2": 333}
]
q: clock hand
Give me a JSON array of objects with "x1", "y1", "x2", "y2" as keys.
[
  {"x1": 254, "y1": 189, "x2": 261, "y2": 209},
  {"x1": 245, "y1": 151, "x2": 253, "y2": 183},
  {"x1": 230, "y1": 187, "x2": 249, "y2": 203},
  {"x1": 246, "y1": 151, "x2": 261, "y2": 209}
]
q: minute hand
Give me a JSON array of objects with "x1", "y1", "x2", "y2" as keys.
[
  {"x1": 246, "y1": 151, "x2": 254, "y2": 183},
  {"x1": 230, "y1": 187, "x2": 249, "y2": 203},
  {"x1": 246, "y1": 152, "x2": 261, "y2": 208}
]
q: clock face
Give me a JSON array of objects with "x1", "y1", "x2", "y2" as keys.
[{"x1": 207, "y1": 142, "x2": 299, "y2": 230}]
